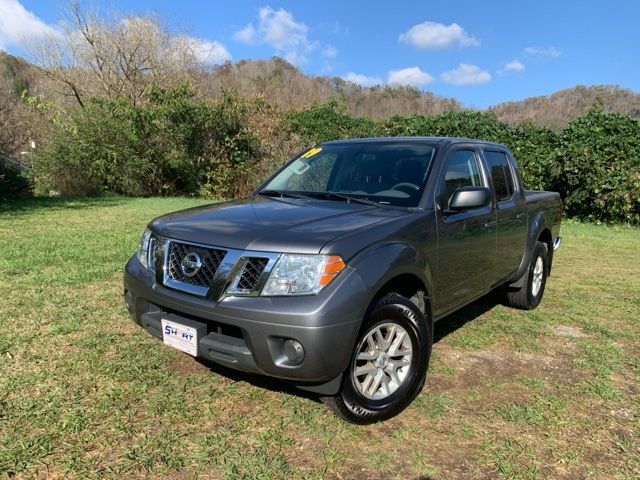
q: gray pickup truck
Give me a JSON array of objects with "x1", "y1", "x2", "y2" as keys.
[{"x1": 124, "y1": 137, "x2": 562, "y2": 423}]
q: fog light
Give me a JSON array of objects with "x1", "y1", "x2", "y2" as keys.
[{"x1": 283, "y1": 339, "x2": 304, "y2": 365}]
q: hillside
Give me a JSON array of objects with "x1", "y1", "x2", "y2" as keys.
[
  {"x1": 0, "y1": 51, "x2": 42, "y2": 97},
  {"x1": 3, "y1": 51, "x2": 640, "y2": 128},
  {"x1": 489, "y1": 85, "x2": 640, "y2": 128},
  {"x1": 205, "y1": 57, "x2": 463, "y2": 118}
]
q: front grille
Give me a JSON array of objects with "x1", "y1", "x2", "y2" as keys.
[
  {"x1": 236, "y1": 257, "x2": 269, "y2": 291},
  {"x1": 166, "y1": 241, "x2": 226, "y2": 288}
]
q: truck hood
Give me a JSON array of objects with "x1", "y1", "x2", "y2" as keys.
[{"x1": 150, "y1": 196, "x2": 410, "y2": 254}]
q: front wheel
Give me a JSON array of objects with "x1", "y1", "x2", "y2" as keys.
[{"x1": 322, "y1": 294, "x2": 431, "y2": 424}]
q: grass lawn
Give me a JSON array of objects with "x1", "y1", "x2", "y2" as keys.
[{"x1": 1, "y1": 197, "x2": 639, "y2": 479}]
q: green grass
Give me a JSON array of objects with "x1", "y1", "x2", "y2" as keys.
[
  {"x1": 494, "y1": 394, "x2": 566, "y2": 427},
  {"x1": 1, "y1": 198, "x2": 639, "y2": 479}
]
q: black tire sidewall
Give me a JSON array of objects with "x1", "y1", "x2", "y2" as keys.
[
  {"x1": 339, "y1": 296, "x2": 431, "y2": 421},
  {"x1": 527, "y1": 242, "x2": 548, "y2": 308}
]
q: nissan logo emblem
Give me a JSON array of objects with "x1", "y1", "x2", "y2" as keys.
[{"x1": 180, "y1": 252, "x2": 202, "y2": 278}]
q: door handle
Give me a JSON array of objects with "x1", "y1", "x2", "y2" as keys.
[
  {"x1": 516, "y1": 213, "x2": 526, "y2": 223},
  {"x1": 485, "y1": 221, "x2": 497, "y2": 230}
]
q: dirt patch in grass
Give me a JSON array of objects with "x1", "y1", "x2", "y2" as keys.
[
  {"x1": 552, "y1": 325, "x2": 588, "y2": 338},
  {"x1": 168, "y1": 353, "x2": 212, "y2": 375},
  {"x1": 429, "y1": 343, "x2": 586, "y2": 394}
]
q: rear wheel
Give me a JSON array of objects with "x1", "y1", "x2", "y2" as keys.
[
  {"x1": 322, "y1": 293, "x2": 431, "y2": 424},
  {"x1": 506, "y1": 241, "x2": 548, "y2": 310}
]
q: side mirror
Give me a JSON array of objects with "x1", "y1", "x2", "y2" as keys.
[{"x1": 448, "y1": 186, "x2": 491, "y2": 212}]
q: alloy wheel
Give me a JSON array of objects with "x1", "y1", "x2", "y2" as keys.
[{"x1": 352, "y1": 323, "x2": 413, "y2": 400}]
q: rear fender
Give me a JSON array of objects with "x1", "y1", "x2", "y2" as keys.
[{"x1": 509, "y1": 211, "x2": 549, "y2": 287}]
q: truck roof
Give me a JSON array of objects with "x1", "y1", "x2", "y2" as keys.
[{"x1": 321, "y1": 136, "x2": 507, "y2": 149}]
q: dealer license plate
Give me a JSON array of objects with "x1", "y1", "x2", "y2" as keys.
[{"x1": 161, "y1": 318, "x2": 198, "y2": 356}]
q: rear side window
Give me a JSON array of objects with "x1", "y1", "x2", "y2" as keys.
[
  {"x1": 443, "y1": 149, "x2": 483, "y2": 209},
  {"x1": 502, "y1": 153, "x2": 515, "y2": 195},
  {"x1": 484, "y1": 150, "x2": 515, "y2": 202}
]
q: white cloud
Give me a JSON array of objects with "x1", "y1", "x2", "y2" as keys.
[
  {"x1": 322, "y1": 45, "x2": 337, "y2": 58},
  {"x1": 233, "y1": 23, "x2": 256, "y2": 44},
  {"x1": 524, "y1": 46, "x2": 561, "y2": 58},
  {"x1": 188, "y1": 37, "x2": 231, "y2": 65},
  {"x1": 234, "y1": 6, "x2": 313, "y2": 65},
  {"x1": 258, "y1": 6, "x2": 307, "y2": 50},
  {"x1": 0, "y1": 0, "x2": 58, "y2": 50},
  {"x1": 399, "y1": 21, "x2": 479, "y2": 49},
  {"x1": 502, "y1": 60, "x2": 525, "y2": 73},
  {"x1": 342, "y1": 72, "x2": 383, "y2": 87},
  {"x1": 388, "y1": 66, "x2": 434, "y2": 87},
  {"x1": 441, "y1": 63, "x2": 491, "y2": 85}
]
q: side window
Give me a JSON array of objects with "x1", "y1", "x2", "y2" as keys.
[
  {"x1": 485, "y1": 150, "x2": 517, "y2": 201},
  {"x1": 484, "y1": 150, "x2": 510, "y2": 201},
  {"x1": 500, "y1": 153, "x2": 516, "y2": 196},
  {"x1": 443, "y1": 149, "x2": 483, "y2": 209}
]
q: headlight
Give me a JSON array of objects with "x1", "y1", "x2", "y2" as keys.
[
  {"x1": 137, "y1": 228, "x2": 154, "y2": 271},
  {"x1": 261, "y1": 254, "x2": 345, "y2": 296}
]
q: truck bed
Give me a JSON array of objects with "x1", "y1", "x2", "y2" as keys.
[
  {"x1": 524, "y1": 189, "x2": 560, "y2": 203},
  {"x1": 525, "y1": 189, "x2": 562, "y2": 244}
]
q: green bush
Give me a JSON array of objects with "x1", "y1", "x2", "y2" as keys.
[
  {"x1": 196, "y1": 92, "x2": 265, "y2": 199},
  {"x1": 285, "y1": 100, "x2": 379, "y2": 143},
  {"x1": 34, "y1": 86, "x2": 268, "y2": 198},
  {"x1": 379, "y1": 111, "x2": 516, "y2": 145},
  {"x1": 0, "y1": 162, "x2": 31, "y2": 200},
  {"x1": 553, "y1": 109, "x2": 640, "y2": 224},
  {"x1": 510, "y1": 122, "x2": 559, "y2": 191},
  {"x1": 34, "y1": 99, "x2": 151, "y2": 196},
  {"x1": 32, "y1": 89, "x2": 640, "y2": 224}
]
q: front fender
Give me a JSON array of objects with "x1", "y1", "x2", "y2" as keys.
[{"x1": 349, "y1": 241, "x2": 435, "y2": 318}]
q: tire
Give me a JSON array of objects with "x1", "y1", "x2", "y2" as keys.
[
  {"x1": 506, "y1": 241, "x2": 549, "y2": 310},
  {"x1": 322, "y1": 293, "x2": 432, "y2": 424}
]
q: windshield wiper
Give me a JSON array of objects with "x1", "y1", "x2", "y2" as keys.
[
  {"x1": 304, "y1": 191, "x2": 382, "y2": 207},
  {"x1": 257, "y1": 189, "x2": 310, "y2": 200}
]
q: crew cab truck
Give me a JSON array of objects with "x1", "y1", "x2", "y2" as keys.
[{"x1": 124, "y1": 137, "x2": 562, "y2": 423}]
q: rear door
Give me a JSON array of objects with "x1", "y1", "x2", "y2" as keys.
[
  {"x1": 481, "y1": 149, "x2": 528, "y2": 279},
  {"x1": 435, "y1": 147, "x2": 497, "y2": 315}
]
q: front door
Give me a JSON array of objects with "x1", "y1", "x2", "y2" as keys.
[{"x1": 435, "y1": 147, "x2": 497, "y2": 315}]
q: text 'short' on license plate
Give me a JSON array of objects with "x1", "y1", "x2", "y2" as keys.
[{"x1": 161, "y1": 319, "x2": 198, "y2": 356}]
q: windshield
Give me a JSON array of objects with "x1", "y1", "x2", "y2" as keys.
[{"x1": 261, "y1": 142, "x2": 437, "y2": 207}]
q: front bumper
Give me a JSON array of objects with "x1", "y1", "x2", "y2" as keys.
[{"x1": 123, "y1": 255, "x2": 368, "y2": 394}]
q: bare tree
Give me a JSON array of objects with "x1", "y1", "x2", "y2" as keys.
[
  {"x1": 0, "y1": 76, "x2": 29, "y2": 157},
  {"x1": 30, "y1": 1, "x2": 203, "y2": 107}
]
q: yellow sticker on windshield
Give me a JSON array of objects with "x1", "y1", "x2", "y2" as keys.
[{"x1": 301, "y1": 147, "x2": 323, "y2": 158}]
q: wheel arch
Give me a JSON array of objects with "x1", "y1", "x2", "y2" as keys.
[
  {"x1": 349, "y1": 241, "x2": 434, "y2": 334},
  {"x1": 372, "y1": 273, "x2": 431, "y2": 318},
  {"x1": 510, "y1": 211, "x2": 552, "y2": 287}
]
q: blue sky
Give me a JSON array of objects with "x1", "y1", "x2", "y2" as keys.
[{"x1": 1, "y1": 0, "x2": 637, "y2": 107}]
